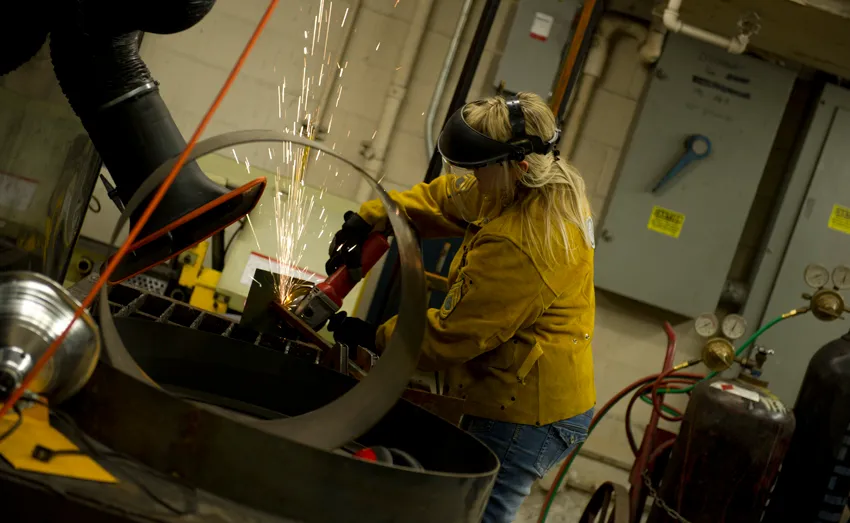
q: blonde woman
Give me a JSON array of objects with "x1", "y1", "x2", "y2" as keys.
[{"x1": 327, "y1": 92, "x2": 596, "y2": 522}]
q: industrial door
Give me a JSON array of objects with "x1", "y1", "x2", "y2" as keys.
[{"x1": 757, "y1": 107, "x2": 850, "y2": 404}]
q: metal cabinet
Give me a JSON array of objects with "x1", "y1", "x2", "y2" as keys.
[
  {"x1": 493, "y1": 0, "x2": 580, "y2": 98},
  {"x1": 595, "y1": 34, "x2": 795, "y2": 318}
]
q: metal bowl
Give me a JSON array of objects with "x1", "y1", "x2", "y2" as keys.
[{"x1": 0, "y1": 271, "x2": 100, "y2": 403}]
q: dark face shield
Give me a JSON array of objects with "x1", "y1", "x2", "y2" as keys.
[
  {"x1": 438, "y1": 108, "x2": 521, "y2": 169},
  {"x1": 437, "y1": 102, "x2": 560, "y2": 170}
]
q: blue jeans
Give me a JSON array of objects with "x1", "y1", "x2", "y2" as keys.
[{"x1": 463, "y1": 409, "x2": 593, "y2": 523}]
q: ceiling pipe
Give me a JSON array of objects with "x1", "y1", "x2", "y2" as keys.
[{"x1": 662, "y1": 0, "x2": 751, "y2": 54}]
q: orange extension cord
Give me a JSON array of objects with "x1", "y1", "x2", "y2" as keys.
[{"x1": 0, "y1": 0, "x2": 280, "y2": 420}]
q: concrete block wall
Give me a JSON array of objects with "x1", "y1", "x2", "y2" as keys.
[{"x1": 138, "y1": 0, "x2": 517, "y2": 199}]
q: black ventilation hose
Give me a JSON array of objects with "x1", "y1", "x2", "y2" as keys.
[
  {"x1": 49, "y1": 0, "x2": 226, "y2": 239},
  {"x1": 52, "y1": 0, "x2": 217, "y2": 36},
  {"x1": 0, "y1": 3, "x2": 50, "y2": 76}
]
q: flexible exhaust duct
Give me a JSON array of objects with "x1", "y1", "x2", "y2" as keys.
[{"x1": 48, "y1": 0, "x2": 265, "y2": 282}]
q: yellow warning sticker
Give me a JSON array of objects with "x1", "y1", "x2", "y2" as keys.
[
  {"x1": 647, "y1": 206, "x2": 685, "y2": 238},
  {"x1": 828, "y1": 204, "x2": 850, "y2": 235}
]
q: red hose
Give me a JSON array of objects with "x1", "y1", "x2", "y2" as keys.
[
  {"x1": 626, "y1": 380, "x2": 694, "y2": 455},
  {"x1": 537, "y1": 371, "x2": 702, "y2": 523},
  {"x1": 629, "y1": 323, "x2": 677, "y2": 521}
]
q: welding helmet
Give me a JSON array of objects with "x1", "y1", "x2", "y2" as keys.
[
  {"x1": 438, "y1": 96, "x2": 561, "y2": 169},
  {"x1": 439, "y1": 95, "x2": 560, "y2": 222}
]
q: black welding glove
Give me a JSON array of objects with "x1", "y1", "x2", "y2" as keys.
[
  {"x1": 327, "y1": 312, "x2": 378, "y2": 352},
  {"x1": 326, "y1": 211, "x2": 372, "y2": 283}
]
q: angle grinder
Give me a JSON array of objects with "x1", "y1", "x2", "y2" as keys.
[{"x1": 291, "y1": 232, "x2": 389, "y2": 330}]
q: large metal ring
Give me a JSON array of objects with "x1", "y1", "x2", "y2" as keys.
[{"x1": 99, "y1": 130, "x2": 427, "y2": 450}]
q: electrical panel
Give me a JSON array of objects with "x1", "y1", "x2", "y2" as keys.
[
  {"x1": 751, "y1": 85, "x2": 850, "y2": 404},
  {"x1": 493, "y1": 0, "x2": 580, "y2": 98},
  {"x1": 594, "y1": 34, "x2": 795, "y2": 318}
]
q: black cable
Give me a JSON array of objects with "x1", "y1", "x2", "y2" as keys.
[
  {"x1": 88, "y1": 195, "x2": 102, "y2": 213},
  {"x1": 211, "y1": 229, "x2": 225, "y2": 271},
  {"x1": 0, "y1": 404, "x2": 22, "y2": 443},
  {"x1": 45, "y1": 407, "x2": 198, "y2": 516},
  {"x1": 224, "y1": 218, "x2": 247, "y2": 255}
]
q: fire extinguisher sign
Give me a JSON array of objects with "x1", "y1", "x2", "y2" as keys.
[{"x1": 530, "y1": 12, "x2": 554, "y2": 42}]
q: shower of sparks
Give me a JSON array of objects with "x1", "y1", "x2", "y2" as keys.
[
  {"x1": 245, "y1": 215, "x2": 263, "y2": 253},
  {"x1": 311, "y1": 15, "x2": 317, "y2": 55},
  {"x1": 318, "y1": 0, "x2": 324, "y2": 48},
  {"x1": 323, "y1": 2, "x2": 332, "y2": 59},
  {"x1": 265, "y1": 0, "x2": 363, "y2": 303}
]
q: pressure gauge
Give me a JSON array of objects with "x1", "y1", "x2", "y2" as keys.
[
  {"x1": 721, "y1": 314, "x2": 747, "y2": 341},
  {"x1": 832, "y1": 265, "x2": 850, "y2": 290},
  {"x1": 694, "y1": 312, "x2": 719, "y2": 338},
  {"x1": 804, "y1": 264, "x2": 830, "y2": 289}
]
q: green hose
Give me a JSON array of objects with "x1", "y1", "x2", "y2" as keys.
[
  {"x1": 657, "y1": 313, "x2": 792, "y2": 395},
  {"x1": 638, "y1": 394, "x2": 683, "y2": 416}
]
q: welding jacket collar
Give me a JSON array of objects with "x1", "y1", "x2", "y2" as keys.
[{"x1": 437, "y1": 101, "x2": 560, "y2": 169}]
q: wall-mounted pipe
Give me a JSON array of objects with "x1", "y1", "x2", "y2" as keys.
[
  {"x1": 424, "y1": 0, "x2": 475, "y2": 156},
  {"x1": 662, "y1": 0, "x2": 750, "y2": 54},
  {"x1": 562, "y1": 15, "x2": 664, "y2": 159},
  {"x1": 423, "y1": 0, "x2": 502, "y2": 184},
  {"x1": 356, "y1": 0, "x2": 436, "y2": 202}
]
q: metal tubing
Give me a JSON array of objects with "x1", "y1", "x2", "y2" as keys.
[
  {"x1": 424, "y1": 0, "x2": 474, "y2": 156},
  {"x1": 424, "y1": 0, "x2": 501, "y2": 183}
]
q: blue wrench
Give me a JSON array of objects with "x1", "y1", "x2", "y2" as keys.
[{"x1": 652, "y1": 134, "x2": 711, "y2": 194}]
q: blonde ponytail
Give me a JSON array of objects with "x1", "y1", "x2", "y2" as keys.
[{"x1": 462, "y1": 92, "x2": 594, "y2": 266}]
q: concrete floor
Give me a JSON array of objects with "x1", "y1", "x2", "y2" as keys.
[{"x1": 515, "y1": 486, "x2": 591, "y2": 523}]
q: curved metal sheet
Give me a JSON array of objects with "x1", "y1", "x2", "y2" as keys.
[
  {"x1": 99, "y1": 130, "x2": 427, "y2": 450},
  {"x1": 64, "y1": 318, "x2": 499, "y2": 523}
]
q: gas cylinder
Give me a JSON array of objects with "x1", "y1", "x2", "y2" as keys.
[
  {"x1": 764, "y1": 330, "x2": 850, "y2": 522},
  {"x1": 647, "y1": 374, "x2": 795, "y2": 522}
]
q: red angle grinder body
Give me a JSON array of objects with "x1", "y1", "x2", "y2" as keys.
[{"x1": 295, "y1": 233, "x2": 389, "y2": 329}]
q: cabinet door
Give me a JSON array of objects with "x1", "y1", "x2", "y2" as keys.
[
  {"x1": 757, "y1": 107, "x2": 850, "y2": 404},
  {"x1": 595, "y1": 34, "x2": 795, "y2": 317}
]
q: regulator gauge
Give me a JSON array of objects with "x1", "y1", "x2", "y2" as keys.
[
  {"x1": 694, "y1": 312, "x2": 719, "y2": 338},
  {"x1": 721, "y1": 314, "x2": 747, "y2": 341},
  {"x1": 832, "y1": 265, "x2": 850, "y2": 290},
  {"x1": 804, "y1": 264, "x2": 830, "y2": 289}
]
